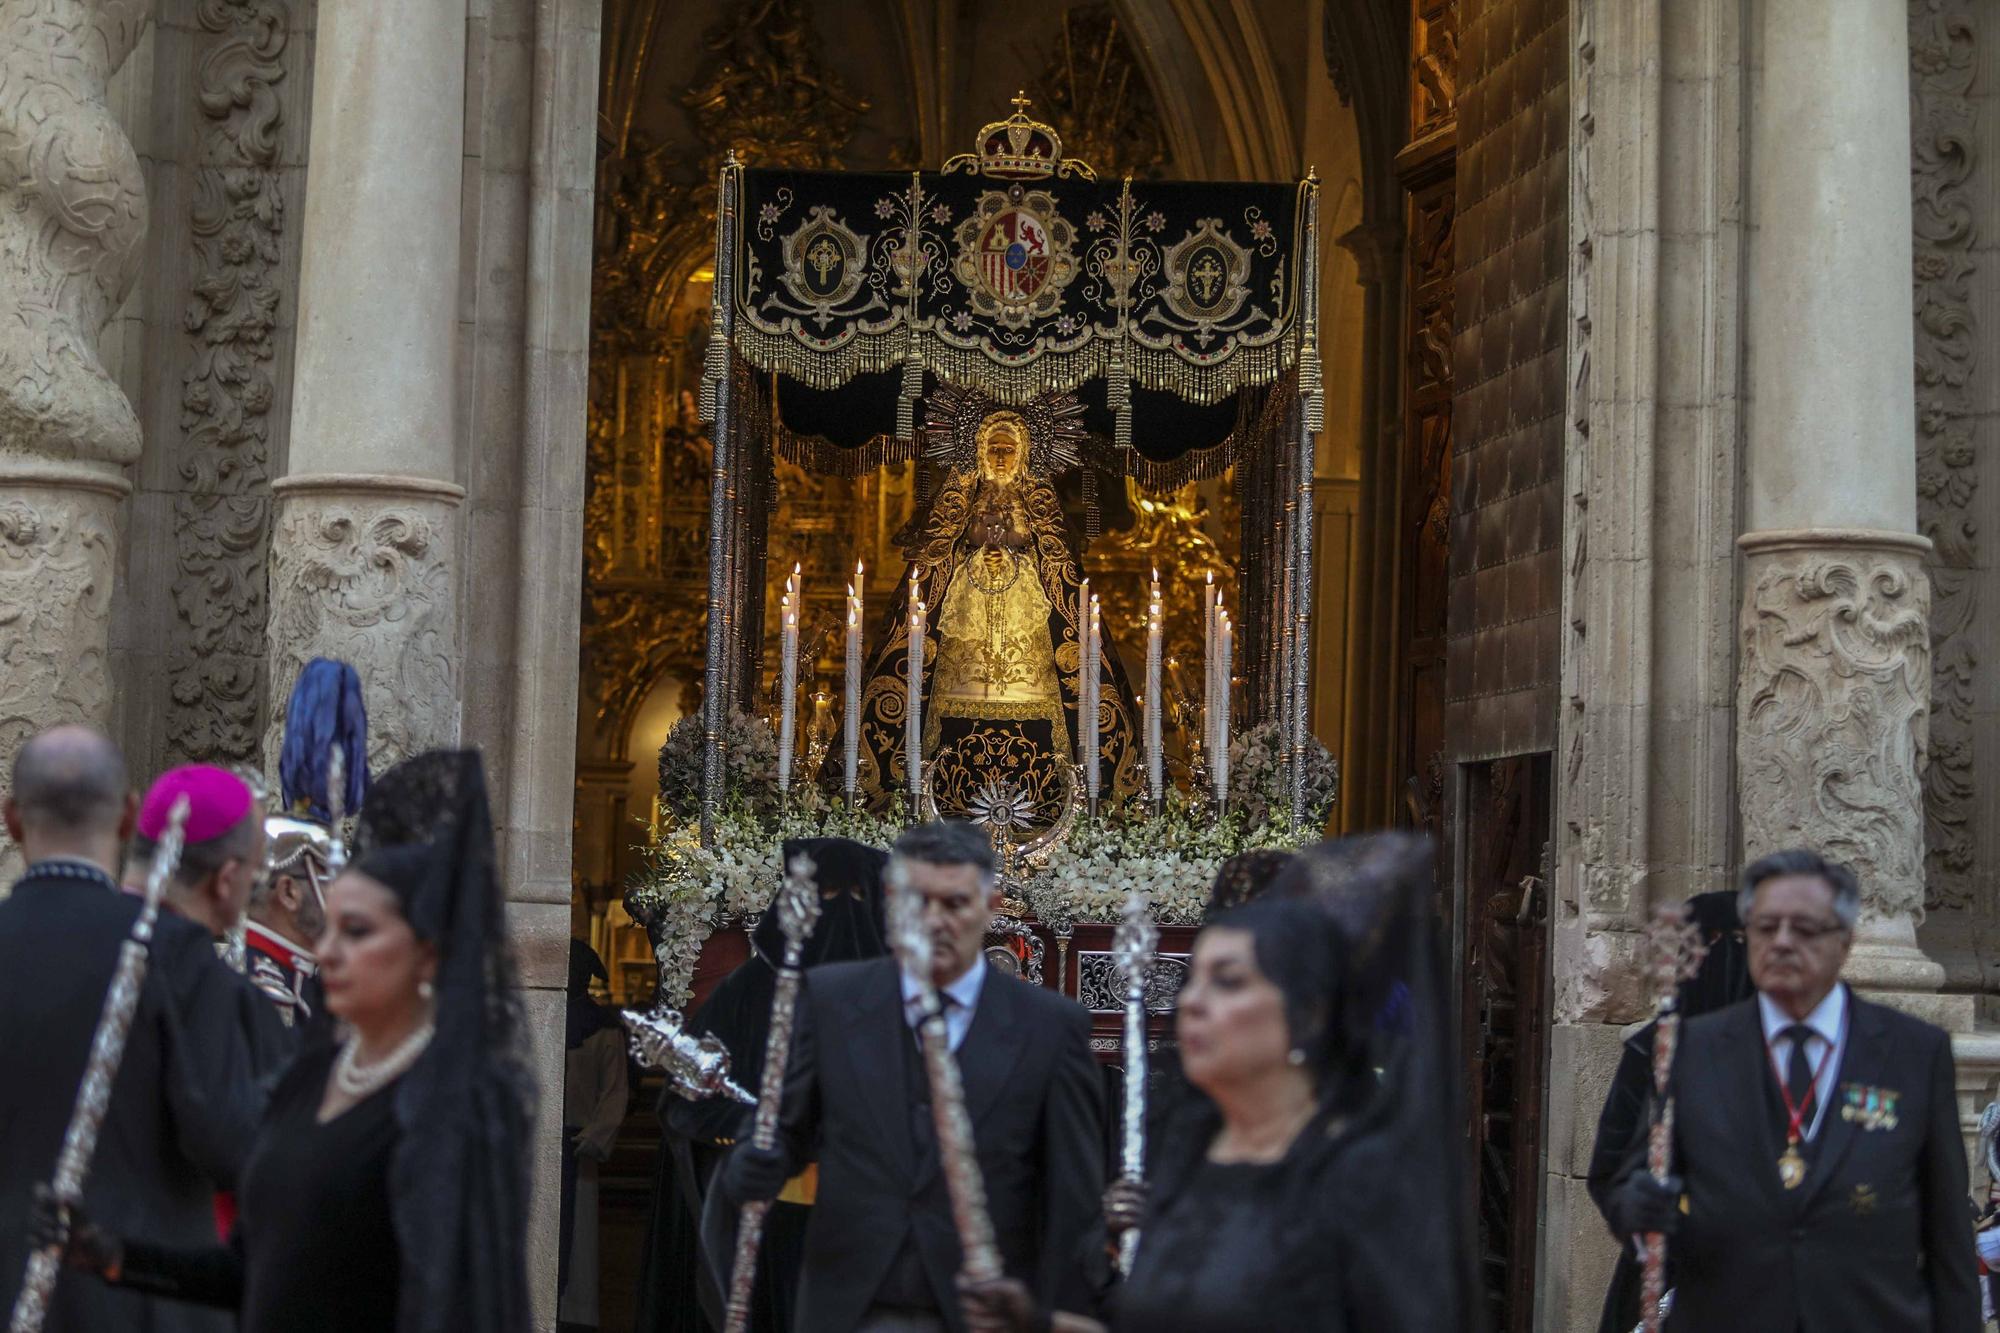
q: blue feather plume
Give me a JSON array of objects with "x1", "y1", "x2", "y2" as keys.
[{"x1": 279, "y1": 658, "x2": 370, "y2": 822}]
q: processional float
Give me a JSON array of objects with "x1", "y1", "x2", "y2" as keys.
[
  {"x1": 687, "y1": 95, "x2": 1325, "y2": 854},
  {"x1": 637, "y1": 97, "x2": 1331, "y2": 1316}
]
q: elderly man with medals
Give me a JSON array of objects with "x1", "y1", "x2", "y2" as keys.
[{"x1": 1601, "y1": 849, "x2": 1977, "y2": 1331}]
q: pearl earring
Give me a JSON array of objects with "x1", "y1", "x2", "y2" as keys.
[
  {"x1": 419, "y1": 980, "x2": 435, "y2": 1001},
  {"x1": 1287, "y1": 1048, "x2": 1306, "y2": 1066}
]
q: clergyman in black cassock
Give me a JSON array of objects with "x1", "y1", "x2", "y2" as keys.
[
  {"x1": 1602, "y1": 851, "x2": 1977, "y2": 1332},
  {"x1": 734, "y1": 953, "x2": 1106, "y2": 1333},
  {"x1": 0, "y1": 865, "x2": 264, "y2": 1333}
]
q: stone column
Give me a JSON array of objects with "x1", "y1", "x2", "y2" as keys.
[
  {"x1": 0, "y1": 1, "x2": 150, "y2": 866},
  {"x1": 264, "y1": 0, "x2": 466, "y2": 771},
  {"x1": 1739, "y1": 0, "x2": 1938, "y2": 992}
]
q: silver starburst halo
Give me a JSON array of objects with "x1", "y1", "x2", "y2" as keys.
[{"x1": 967, "y1": 775, "x2": 1032, "y2": 832}]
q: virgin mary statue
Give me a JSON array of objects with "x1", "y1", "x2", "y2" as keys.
[{"x1": 843, "y1": 388, "x2": 1140, "y2": 820}]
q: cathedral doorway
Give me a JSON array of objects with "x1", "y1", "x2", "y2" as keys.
[{"x1": 570, "y1": 1, "x2": 1563, "y2": 1330}]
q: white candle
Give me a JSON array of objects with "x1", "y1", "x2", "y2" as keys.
[
  {"x1": 844, "y1": 581, "x2": 860, "y2": 800},
  {"x1": 906, "y1": 575, "x2": 924, "y2": 809},
  {"x1": 1146, "y1": 567, "x2": 1163, "y2": 808},
  {"x1": 778, "y1": 578, "x2": 798, "y2": 794},
  {"x1": 1203, "y1": 572, "x2": 1217, "y2": 766},
  {"x1": 1208, "y1": 608, "x2": 1224, "y2": 804},
  {"x1": 1083, "y1": 590, "x2": 1101, "y2": 802}
]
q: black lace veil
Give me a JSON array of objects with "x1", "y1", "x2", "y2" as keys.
[
  {"x1": 352, "y1": 751, "x2": 535, "y2": 1333},
  {"x1": 1263, "y1": 832, "x2": 1483, "y2": 1332}
]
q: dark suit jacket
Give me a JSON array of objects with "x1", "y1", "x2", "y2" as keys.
[
  {"x1": 768, "y1": 957, "x2": 1106, "y2": 1333},
  {"x1": 1609, "y1": 991, "x2": 1977, "y2": 1333},
  {"x1": 0, "y1": 869, "x2": 265, "y2": 1333}
]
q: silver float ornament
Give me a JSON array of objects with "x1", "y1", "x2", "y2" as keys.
[
  {"x1": 621, "y1": 1007, "x2": 755, "y2": 1106},
  {"x1": 1112, "y1": 889, "x2": 1158, "y2": 1275},
  {"x1": 889, "y1": 859, "x2": 1004, "y2": 1297},
  {"x1": 722, "y1": 853, "x2": 823, "y2": 1333},
  {"x1": 10, "y1": 796, "x2": 192, "y2": 1333}
]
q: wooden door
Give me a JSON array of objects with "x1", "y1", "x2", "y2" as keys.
[{"x1": 1458, "y1": 753, "x2": 1552, "y2": 1333}]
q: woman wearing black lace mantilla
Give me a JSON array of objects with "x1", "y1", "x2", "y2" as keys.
[
  {"x1": 962, "y1": 833, "x2": 1480, "y2": 1333},
  {"x1": 34, "y1": 751, "x2": 537, "y2": 1333}
]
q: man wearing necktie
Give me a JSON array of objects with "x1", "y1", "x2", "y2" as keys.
[
  {"x1": 721, "y1": 821, "x2": 1106, "y2": 1333},
  {"x1": 1601, "y1": 849, "x2": 1977, "y2": 1331}
]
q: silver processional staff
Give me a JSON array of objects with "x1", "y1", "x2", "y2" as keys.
[
  {"x1": 722, "y1": 853, "x2": 822, "y2": 1333},
  {"x1": 1112, "y1": 889, "x2": 1157, "y2": 1275}
]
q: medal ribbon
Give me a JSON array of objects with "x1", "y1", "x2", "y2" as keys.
[{"x1": 1762, "y1": 1009, "x2": 1844, "y2": 1146}]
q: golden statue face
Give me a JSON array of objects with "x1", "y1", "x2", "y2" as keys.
[{"x1": 975, "y1": 413, "x2": 1028, "y2": 486}]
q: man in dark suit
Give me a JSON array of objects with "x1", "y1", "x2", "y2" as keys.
[
  {"x1": 1602, "y1": 848, "x2": 1978, "y2": 1332},
  {"x1": 722, "y1": 821, "x2": 1106, "y2": 1333},
  {"x1": 0, "y1": 727, "x2": 264, "y2": 1333}
]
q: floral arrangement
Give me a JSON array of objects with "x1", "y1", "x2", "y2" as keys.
[
  {"x1": 627, "y1": 721, "x2": 1337, "y2": 1005},
  {"x1": 657, "y1": 707, "x2": 780, "y2": 819},
  {"x1": 1227, "y1": 720, "x2": 1340, "y2": 835},
  {"x1": 1028, "y1": 793, "x2": 1283, "y2": 927},
  {"x1": 626, "y1": 794, "x2": 905, "y2": 1007}
]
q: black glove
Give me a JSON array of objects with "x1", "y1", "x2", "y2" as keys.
[
  {"x1": 29, "y1": 1184, "x2": 123, "y2": 1277},
  {"x1": 1606, "y1": 1172, "x2": 1683, "y2": 1239},
  {"x1": 719, "y1": 1143, "x2": 789, "y2": 1204},
  {"x1": 1103, "y1": 1177, "x2": 1149, "y2": 1238}
]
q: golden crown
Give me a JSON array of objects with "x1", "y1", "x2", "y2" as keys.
[{"x1": 943, "y1": 93, "x2": 1096, "y2": 181}]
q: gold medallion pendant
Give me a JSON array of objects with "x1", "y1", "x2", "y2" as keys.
[{"x1": 1778, "y1": 1140, "x2": 1808, "y2": 1190}]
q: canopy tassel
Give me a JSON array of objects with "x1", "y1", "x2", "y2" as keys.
[
  {"x1": 1108, "y1": 352, "x2": 1132, "y2": 449},
  {"x1": 896, "y1": 352, "x2": 924, "y2": 441},
  {"x1": 699, "y1": 330, "x2": 728, "y2": 425}
]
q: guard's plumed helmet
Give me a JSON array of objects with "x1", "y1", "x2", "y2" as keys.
[{"x1": 264, "y1": 812, "x2": 334, "y2": 897}]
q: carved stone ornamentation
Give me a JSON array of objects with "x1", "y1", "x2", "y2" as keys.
[
  {"x1": 1908, "y1": 0, "x2": 1978, "y2": 912},
  {"x1": 0, "y1": 0, "x2": 150, "y2": 473},
  {"x1": 0, "y1": 0, "x2": 149, "y2": 865},
  {"x1": 264, "y1": 485, "x2": 462, "y2": 776},
  {"x1": 1738, "y1": 533, "x2": 1933, "y2": 929},
  {"x1": 170, "y1": 0, "x2": 290, "y2": 764},
  {"x1": 0, "y1": 491, "x2": 119, "y2": 760}
]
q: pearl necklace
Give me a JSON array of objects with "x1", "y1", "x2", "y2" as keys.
[{"x1": 334, "y1": 1020, "x2": 436, "y2": 1098}]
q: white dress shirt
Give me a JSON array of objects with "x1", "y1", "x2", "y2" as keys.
[
  {"x1": 901, "y1": 954, "x2": 988, "y2": 1052},
  {"x1": 1757, "y1": 982, "x2": 1849, "y2": 1141}
]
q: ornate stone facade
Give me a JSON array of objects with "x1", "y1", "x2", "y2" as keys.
[
  {"x1": 0, "y1": 0, "x2": 149, "y2": 861},
  {"x1": 168, "y1": 0, "x2": 290, "y2": 764},
  {"x1": 0, "y1": 0, "x2": 149, "y2": 471},
  {"x1": 1739, "y1": 532, "x2": 1934, "y2": 926},
  {"x1": 1910, "y1": 0, "x2": 1979, "y2": 914},
  {"x1": 264, "y1": 481, "x2": 462, "y2": 774},
  {"x1": 0, "y1": 488, "x2": 120, "y2": 759}
]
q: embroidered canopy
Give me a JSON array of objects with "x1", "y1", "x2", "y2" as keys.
[
  {"x1": 702, "y1": 100, "x2": 1323, "y2": 458},
  {"x1": 690, "y1": 101, "x2": 1325, "y2": 843}
]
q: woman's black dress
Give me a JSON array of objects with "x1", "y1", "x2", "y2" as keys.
[
  {"x1": 119, "y1": 1045, "x2": 401, "y2": 1332},
  {"x1": 1116, "y1": 1156, "x2": 1345, "y2": 1332}
]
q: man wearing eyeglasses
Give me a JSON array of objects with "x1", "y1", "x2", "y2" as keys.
[{"x1": 1601, "y1": 848, "x2": 1977, "y2": 1331}]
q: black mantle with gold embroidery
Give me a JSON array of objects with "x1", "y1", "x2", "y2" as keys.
[
  {"x1": 732, "y1": 166, "x2": 1311, "y2": 432},
  {"x1": 825, "y1": 465, "x2": 1141, "y2": 814}
]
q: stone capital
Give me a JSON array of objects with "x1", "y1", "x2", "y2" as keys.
[
  {"x1": 1736, "y1": 527, "x2": 1940, "y2": 991},
  {"x1": 264, "y1": 487, "x2": 463, "y2": 780}
]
